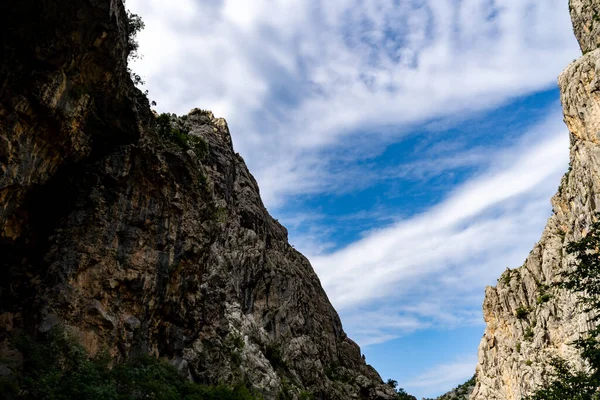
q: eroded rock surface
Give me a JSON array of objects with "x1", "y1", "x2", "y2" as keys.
[
  {"x1": 471, "y1": 1, "x2": 600, "y2": 399},
  {"x1": 0, "y1": 1, "x2": 395, "y2": 399},
  {"x1": 570, "y1": 0, "x2": 600, "y2": 54}
]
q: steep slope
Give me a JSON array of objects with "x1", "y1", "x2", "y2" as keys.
[
  {"x1": 471, "y1": 1, "x2": 600, "y2": 399},
  {"x1": 0, "y1": 1, "x2": 395, "y2": 399},
  {"x1": 432, "y1": 376, "x2": 475, "y2": 400}
]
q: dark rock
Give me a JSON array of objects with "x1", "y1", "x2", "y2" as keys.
[{"x1": 0, "y1": 1, "x2": 395, "y2": 399}]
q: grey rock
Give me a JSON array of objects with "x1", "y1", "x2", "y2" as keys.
[
  {"x1": 569, "y1": 0, "x2": 600, "y2": 54},
  {"x1": 471, "y1": 2, "x2": 600, "y2": 399},
  {"x1": 125, "y1": 316, "x2": 141, "y2": 331},
  {"x1": 38, "y1": 314, "x2": 60, "y2": 333}
]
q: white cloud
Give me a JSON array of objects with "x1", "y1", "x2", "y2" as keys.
[
  {"x1": 125, "y1": 0, "x2": 574, "y2": 351},
  {"x1": 126, "y1": 0, "x2": 579, "y2": 207},
  {"x1": 406, "y1": 354, "x2": 478, "y2": 396},
  {"x1": 309, "y1": 112, "x2": 569, "y2": 344}
]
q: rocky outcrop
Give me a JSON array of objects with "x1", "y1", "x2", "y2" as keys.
[
  {"x1": 0, "y1": 1, "x2": 395, "y2": 399},
  {"x1": 471, "y1": 1, "x2": 600, "y2": 399},
  {"x1": 570, "y1": 0, "x2": 600, "y2": 54}
]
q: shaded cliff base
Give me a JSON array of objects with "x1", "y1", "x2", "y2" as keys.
[{"x1": 0, "y1": 328, "x2": 261, "y2": 400}]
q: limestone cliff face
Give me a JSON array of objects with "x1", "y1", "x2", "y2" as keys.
[
  {"x1": 0, "y1": 1, "x2": 395, "y2": 399},
  {"x1": 471, "y1": 1, "x2": 600, "y2": 399}
]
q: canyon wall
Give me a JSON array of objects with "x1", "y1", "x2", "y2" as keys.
[
  {"x1": 471, "y1": 1, "x2": 600, "y2": 398},
  {"x1": 0, "y1": 1, "x2": 395, "y2": 399}
]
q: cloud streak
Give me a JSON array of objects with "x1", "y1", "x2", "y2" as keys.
[
  {"x1": 127, "y1": 1, "x2": 576, "y2": 390},
  {"x1": 310, "y1": 111, "x2": 569, "y2": 345},
  {"x1": 408, "y1": 354, "x2": 478, "y2": 394},
  {"x1": 127, "y1": 0, "x2": 578, "y2": 207}
]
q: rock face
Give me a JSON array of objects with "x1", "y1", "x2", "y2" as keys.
[
  {"x1": 471, "y1": 1, "x2": 600, "y2": 399},
  {"x1": 0, "y1": 1, "x2": 395, "y2": 399}
]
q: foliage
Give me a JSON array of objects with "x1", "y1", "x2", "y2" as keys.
[
  {"x1": 525, "y1": 357, "x2": 599, "y2": 400},
  {"x1": 526, "y1": 216, "x2": 600, "y2": 399},
  {"x1": 225, "y1": 333, "x2": 244, "y2": 368},
  {"x1": 156, "y1": 113, "x2": 209, "y2": 158},
  {"x1": 524, "y1": 326, "x2": 534, "y2": 342},
  {"x1": 324, "y1": 364, "x2": 352, "y2": 384},
  {"x1": 537, "y1": 293, "x2": 552, "y2": 304},
  {"x1": 126, "y1": 10, "x2": 145, "y2": 60},
  {"x1": 188, "y1": 135, "x2": 209, "y2": 159},
  {"x1": 264, "y1": 344, "x2": 287, "y2": 371},
  {"x1": 562, "y1": 219, "x2": 600, "y2": 316},
  {"x1": 124, "y1": 8, "x2": 146, "y2": 88},
  {"x1": 503, "y1": 270, "x2": 512, "y2": 286},
  {"x1": 515, "y1": 306, "x2": 530, "y2": 319},
  {"x1": 386, "y1": 379, "x2": 417, "y2": 400},
  {"x1": 428, "y1": 375, "x2": 476, "y2": 400},
  {"x1": 298, "y1": 391, "x2": 313, "y2": 400},
  {"x1": 7, "y1": 330, "x2": 260, "y2": 400}
]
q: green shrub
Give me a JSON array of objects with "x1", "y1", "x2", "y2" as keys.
[
  {"x1": 502, "y1": 270, "x2": 512, "y2": 286},
  {"x1": 515, "y1": 307, "x2": 529, "y2": 319},
  {"x1": 126, "y1": 11, "x2": 144, "y2": 60},
  {"x1": 526, "y1": 215, "x2": 600, "y2": 399},
  {"x1": 536, "y1": 293, "x2": 551, "y2": 304},
  {"x1": 225, "y1": 333, "x2": 244, "y2": 368},
  {"x1": 385, "y1": 379, "x2": 417, "y2": 400},
  {"x1": 264, "y1": 344, "x2": 286, "y2": 371},
  {"x1": 156, "y1": 113, "x2": 209, "y2": 159},
  {"x1": 188, "y1": 135, "x2": 209, "y2": 159},
  {"x1": 298, "y1": 391, "x2": 314, "y2": 400},
  {"x1": 524, "y1": 327, "x2": 534, "y2": 341},
  {"x1": 9, "y1": 330, "x2": 260, "y2": 400}
]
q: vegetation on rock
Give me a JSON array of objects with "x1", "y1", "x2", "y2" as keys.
[
  {"x1": 0, "y1": 330, "x2": 259, "y2": 400},
  {"x1": 156, "y1": 113, "x2": 209, "y2": 158},
  {"x1": 385, "y1": 379, "x2": 417, "y2": 400},
  {"x1": 526, "y1": 216, "x2": 600, "y2": 399},
  {"x1": 423, "y1": 375, "x2": 475, "y2": 400}
]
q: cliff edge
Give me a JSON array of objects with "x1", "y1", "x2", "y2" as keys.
[
  {"x1": 471, "y1": 1, "x2": 600, "y2": 398},
  {"x1": 0, "y1": 1, "x2": 395, "y2": 399}
]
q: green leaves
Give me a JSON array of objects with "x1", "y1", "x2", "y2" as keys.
[
  {"x1": 386, "y1": 378, "x2": 417, "y2": 400},
  {"x1": 126, "y1": 11, "x2": 144, "y2": 60},
  {"x1": 11, "y1": 331, "x2": 260, "y2": 400},
  {"x1": 562, "y1": 218, "x2": 600, "y2": 318},
  {"x1": 526, "y1": 357, "x2": 599, "y2": 400},
  {"x1": 526, "y1": 215, "x2": 600, "y2": 399},
  {"x1": 156, "y1": 114, "x2": 209, "y2": 159}
]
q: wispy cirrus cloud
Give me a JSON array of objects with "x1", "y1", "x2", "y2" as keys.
[
  {"x1": 128, "y1": 0, "x2": 577, "y2": 395},
  {"x1": 309, "y1": 111, "x2": 569, "y2": 345},
  {"x1": 408, "y1": 354, "x2": 478, "y2": 393},
  {"x1": 128, "y1": 0, "x2": 578, "y2": 207}
]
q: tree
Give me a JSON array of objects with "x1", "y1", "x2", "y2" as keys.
[
  {"x1": 526, "y1": 216, "x2": 600, "y2": 399},
  {"x1": 126, "y1": 10, "x2": 144, "y2": 61},
  {"x1": 124, "y1": 5, "x2": 145, "y2": 87},
  {"x1": 386, "y1": 378, "x2": 417, "y2": 400}
]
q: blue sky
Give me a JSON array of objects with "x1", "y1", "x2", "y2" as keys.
[{"x1": 127, "y1": 0, "x2": 580, "y2": 397}]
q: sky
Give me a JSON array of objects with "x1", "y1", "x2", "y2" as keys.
[{"x1": 126, "y1": 0, "x2": 581, "y2": 397}]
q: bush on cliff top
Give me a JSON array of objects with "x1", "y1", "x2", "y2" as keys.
[{"x1": 156, "y1": 113, "x2": 208, "y2": 158}]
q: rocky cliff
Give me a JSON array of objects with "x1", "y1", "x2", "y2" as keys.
[
  {"x1": 470, "y1": 1, "x2": 600, "y2": 399},
  {"x1": 0, "y1": 1, "x2": 396, "y2": 399}
]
